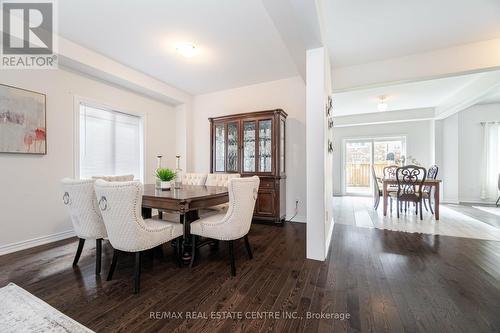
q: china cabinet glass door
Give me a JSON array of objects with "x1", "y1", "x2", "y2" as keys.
[
  {"x1": 227, "y1": 122, "x2": 239, "y2": 172},
  {"x1": 214, "y1": 123, "x2": 225, "y2": 172},
  {"x1": 258, "y1": 119, "x2": 272, "y2": 172},
  {"x1": 243, "y1": 121, "x2": 256, "y2": 172}
]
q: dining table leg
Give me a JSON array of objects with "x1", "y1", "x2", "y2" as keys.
[
  {"x1": 383, "y1": 182, "x2": 388, "y2": 216},
  {"x1": 181, "y1": 213, "x2": 190, "y2": 262},
  {"x1": 434, "y1": 183, "x2": 440, "y2": 220},
  {"x1": 141, "y1": 207, "x2": 152, "y2": 219}
]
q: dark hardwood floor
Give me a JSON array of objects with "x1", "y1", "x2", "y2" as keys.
[{"x1": 1, "y1": 222, "x2": 500, "y2": 332}]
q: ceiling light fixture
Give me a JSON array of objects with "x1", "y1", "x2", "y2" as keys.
[
  {"x1": 175, "y1": 42, "x2": 199, "y2": 58},
  {"x1": 377, "y1": 96, "x2": 388, "y2": 111}
]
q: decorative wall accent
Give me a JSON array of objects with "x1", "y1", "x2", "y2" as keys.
[
  {"x1": 326, "y1": 95, "x2": 334, "y2": 153},
  {"x1": 0, "y1": 84, "x2": 46, "y2": 154},
  {"x1": 326, "y1": 95, "x2": 333, "y2": 117}
]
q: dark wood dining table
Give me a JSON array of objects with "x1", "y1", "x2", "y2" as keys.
[
  {"x1": 382, "y1": 178, "x2": 442, "y2": 220},
  {"x1": 140, "y1": 184, "x2": 229, "y2": 260}
]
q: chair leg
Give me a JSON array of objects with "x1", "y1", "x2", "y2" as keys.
[
  {"x1": 374, "y1": 194, "x2": 380, "y2": 210},
  {"x1": 496, "y1": 196, "x2": 500, "y2": 207},
  {"x1": 107, "y1": 249, "x2": 119, "y2": 281},
  {"x1": 419, "y1": 200, "x2": 423, "y2": 220},
  {"x1": 428, "y1": 198, "x2": 434, "y2": 215},
  {"x1": 244, "y1": 235, "x2": 253, "y2": 260},
  {"x1": 390, "y1": 198, "x2": 393, "y2": 213},
  {"x1": 133, "y1": 252, "x2": 142, "y2": 294},
  {"x1": 189, "y1": 235, "x2": 197, "y2": 269},
  {"x1": 210, "y1": 240, "x2": 220, "y2": 251},
  {"x1": 396, "y1": 199, "x2": 400, "y2": 218},
  {"x1": 415, "y1": 202, "x2": 418, "y2": 215},
  {"x1": 423, "y1": 199, "x2": 429, "y2": 212},
  {"x1": 176, "y1": 238, "x2": 182, "y2": 267},
  {"x1": 72, "y1": 238, "x2": 85, "y2": 267},
  {"x1": 228, "y1": 240, "x2": 236, "y2": 276},
  {"x1": 95, "y1": 239, "x2": 102, "y2": 275},
  {"x1": 155, "y1": 244, "x2": 164, "y2": 261}
]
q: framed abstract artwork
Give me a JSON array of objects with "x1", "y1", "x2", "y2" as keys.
[{"x1": 0, "y1": 84, "x2": 46, "y2": 154}]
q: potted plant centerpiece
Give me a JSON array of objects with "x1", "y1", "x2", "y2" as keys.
[{"x1": 155, "y1": 168, "x2": 176, "y2": 190}]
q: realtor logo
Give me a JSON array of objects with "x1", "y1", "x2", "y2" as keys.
[{"x1": 1, "y1": 0, "x2": 57, "y2": 69}]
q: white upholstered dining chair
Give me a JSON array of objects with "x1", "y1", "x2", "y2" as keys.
[
  {"x1": 205, "y1": 173, "x2": 240, "y2": 187},
  {"x1": 182, "y1": 173, "x2": 208, "y2": 185},
  {"x1": 91, "y1": 174, "x2": 134, "y2": 181},
  {"x1": 204, "y1": 173, "x2": 241, "y2": 212},
  {"x1": 61, "y1": 178, "x2": 107, "y2": 275},
  {"x1": 189, "y1": 176, "x2": 260, "y2": 276},
  {"x1": 93, "y1": 180, "x2": 183, "y2": 293}
]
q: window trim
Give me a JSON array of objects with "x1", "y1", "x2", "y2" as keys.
[{"x1": 73, "y1": 95, "x2": 146, "y2": 181}]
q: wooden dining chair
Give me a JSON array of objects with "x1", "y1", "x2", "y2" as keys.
[
  {"x1": 371, "y1": 166, "x2": 381, "y2": 209},
  {"x1": 383, "y1": 165, "x2": 398, "y2": 179},
  {"x1": 496, "y1": 174, "x2": 500, "y2": 207},
  {"x1": 422, "y1": 165, "x2": 439, "y2": 214},
  {"x1": 381, "y1": 165, "x2": 399, "y2": 212},
  {"x1": 391, "y1": 165, "x2": 427, "y2": 220}
]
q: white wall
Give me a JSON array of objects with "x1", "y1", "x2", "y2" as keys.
[
  {"x1": 191, "y1": 76, "x2": 307, "y2": 222},
  {"x1": 332, "y1": 120, "x2": 433, "y2": 195},
  {"x1": 440, "y1": 114, "x2": 460, "y2": 203},
  {"x1": 0, "y1": 68, "x2": 177, "y2": 254},
  {"x1": 458, "y1": 103, "x2": 500, "y2": 203}
]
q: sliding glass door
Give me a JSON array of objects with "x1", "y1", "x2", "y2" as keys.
[
  {"x1": 345, "y1": 140, "x2": 372, "y2": 194},
  {"x1": 344, "y1": 137, "x2": 406, "y2": 195}
]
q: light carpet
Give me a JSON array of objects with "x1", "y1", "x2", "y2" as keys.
[
  {"x1": 334, "y1": 197, "x2": 500, "y2": 241},
  {"x1": 0, "y1": 283, "x2": 93, "y2": 333},
  {"x1": 473, "y1": 205, "x2": 500, "y2": 217}
]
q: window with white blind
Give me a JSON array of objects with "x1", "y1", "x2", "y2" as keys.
[{"x1": 79, "y1": 102, "x2": 143, "y2": 180}]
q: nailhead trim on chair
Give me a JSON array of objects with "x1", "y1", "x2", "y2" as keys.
[
  {"x1": 191, "y1": 176, "x2": 260, "y2": 241},
  {"x1": 94, "y1": 180, "x2": 183, "y2": 252}
]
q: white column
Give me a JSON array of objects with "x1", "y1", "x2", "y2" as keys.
[{"x1": 306, "y1": 47, "x2": 333, "y2": 261}]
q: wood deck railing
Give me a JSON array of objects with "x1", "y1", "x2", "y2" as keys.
[{"x1": 346, "y1": 163, "x2": 388, "y2": 187}]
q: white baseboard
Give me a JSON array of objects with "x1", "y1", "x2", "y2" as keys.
[
  {"x1": 459, "y1": 200, "x2": 496, "y2": 205},
  {"x1": 441, "y1": 200, "x2": 460, "y2": 205},
  {"x1": 0, "y1": 230, "x2": 76, "y2": 256},
  {"x1": 287, "y1": 215, "x2": 306, "y2": 223}
]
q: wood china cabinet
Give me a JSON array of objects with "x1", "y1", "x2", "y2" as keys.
[{"x1": 209, "y1": 109, "x2": 287, "y2": 223}]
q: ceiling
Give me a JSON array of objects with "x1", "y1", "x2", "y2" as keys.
[
  {"x1": 57, "y1": 0, "x2": 500, "y2": 96},
  {"x1": 322, "y1": 0, "x2": 500, "y2": 68},
  {"x1": 58, "y1": 0, "x2": 299, "y2": 95},
  {"x1": 332, "y1": 73, "x2": 483, "y2": 116}
]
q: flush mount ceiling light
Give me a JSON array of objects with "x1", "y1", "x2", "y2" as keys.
[
  {"x1": 377, "y1": 96, "x2": 388, "y2": 112},
  {"x1": 175, "y1": 42, "x2": 199, "y2": 58}
]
